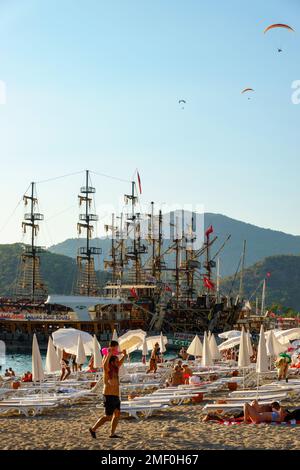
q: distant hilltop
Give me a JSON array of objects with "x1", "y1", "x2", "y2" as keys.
[
  {"x1": 221, "y1": 254, "x2": 300, "y2": 311},
  {"x1": 48, "y1": 213, "x2": 300, "y2": 277}
]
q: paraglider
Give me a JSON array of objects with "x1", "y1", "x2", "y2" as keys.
[
  {"x1": 241, "y1": 88, "x2": 254, "y2": 100},
  {"x1": 178, "y1": 99, "x2": 186, "y2": 109},
  {"x1": 264, "y1": 24, "x2": 294, "y2": 53},
  {"x1": 264, "y1": 24, "x2": 294, "y2": 34},
  {"x1": 241, "y1": 88, "x2": 254, "y2": 94}
]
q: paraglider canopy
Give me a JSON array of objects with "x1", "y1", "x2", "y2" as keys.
[
  {"x1": 241, "y1": 88, "x2": 254, "y2": 94},
  {"x1": 178, "y1": 99, "x2": 186, "y2": 104},
  {"x1": 264, "y1": 24, "x2": 294, "y2": 34}
]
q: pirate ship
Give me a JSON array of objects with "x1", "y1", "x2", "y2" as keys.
[{"x1": 0, "y1": 170, "x2": 283, "y2": 341}]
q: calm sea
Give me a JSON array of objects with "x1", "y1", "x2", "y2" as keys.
[{"x1": 1, "y1": 351, "x2": 177, "y2": 375}]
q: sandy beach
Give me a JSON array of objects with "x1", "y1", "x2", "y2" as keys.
[{"x1": 1, "y1": 399, "x2": 300, "y2": 451}]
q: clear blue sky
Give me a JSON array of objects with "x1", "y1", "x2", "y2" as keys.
[{"x1": 0, "y1": 0, "x2": 300, "y2": 246}]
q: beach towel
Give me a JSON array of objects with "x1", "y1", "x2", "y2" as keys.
[{"x1": 217, "y1": 418, "x2": 300, "y2": 426}]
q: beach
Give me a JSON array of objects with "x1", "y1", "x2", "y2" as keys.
[{"x1": 1, "y1": 401, "x2": 300, "y2": 451}]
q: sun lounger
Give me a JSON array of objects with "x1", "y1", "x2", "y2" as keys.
[
  {"x1": 202, "y1": 401, "x2": 278, "y2": 412},
  {"x1": 121, "y1": 403, "x2": 169, "y2": 419},
  {"x1": 96, "y1": 402, "x2": 169, "y2": 420},
  {"x1": 229, "y1": 390, "x2": 289, "y2": 397},
  {"x1": 223, "y1": 393, "x2": 288, "y2": 402},
  {"x1": 123, "y1": 397, "x2": 172, "y2": 405},
  {"x1": 0, "y1": 400, "x2": 58, "y2": 417}
]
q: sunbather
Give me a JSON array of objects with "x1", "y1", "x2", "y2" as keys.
[
  {"x1": 166, "y1": 365, "x2": 185, "y2": 387},
  {"x1": 60, "y1": 351, "x2": 71, "y2": 381},
  {"x1": 244, "y1": 401, "x2": 285, "y2": 424},
  {"x1": 179, "y1": 347, "x2": 189, "y2": 361},
  {"x1": 71, "y1": 355, "x2": 78, "y2": 373},
  {"x1": 182, "y1": 364, "x2": 193, "y2": 384}
]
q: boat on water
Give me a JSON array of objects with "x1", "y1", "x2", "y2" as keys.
[{"x1": 0, "y1": 170, "x2": 294, "y2": 346}]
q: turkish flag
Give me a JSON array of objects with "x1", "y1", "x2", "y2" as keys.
[
  {"x1": 205, "y1": 225, "x2": 213, "y2": 238},
  {"x1": 203, "y1": 276, "x2": 215, "y2": 290},
  {"x1": 130, "y1": 287, "x2": 138, "y2": 298}
]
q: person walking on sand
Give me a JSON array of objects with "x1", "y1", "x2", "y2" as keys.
[
  {"x1": 146, "y1": 342, "x2": 160, "y2": 374},
  {"x1": 89, "y1": 347, "x2": 127, "y2": 439}
]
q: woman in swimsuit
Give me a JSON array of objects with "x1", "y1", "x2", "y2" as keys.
[
  {"x1": 244, "y1": 401, "x2": 285, "y2": 424},
  {"x1": 60, "y1": 351, "x2": 71, "y2": 381},
  {"x1": 146, "y1": 343, "x2": 160, "y2": 374}
]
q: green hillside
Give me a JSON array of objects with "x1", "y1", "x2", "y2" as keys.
[
  {"x1": 220, "y1": 254, "x2": 300, "y2": 311},
  {"x1": 0, "y1": 243, "x2": 110, "y2": 297}
]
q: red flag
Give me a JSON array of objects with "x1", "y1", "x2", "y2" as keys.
[
  {"x1": 203, "y1": 276, "x2": 215, "y2": 290},
  {"x1": 266, "y1": 272, "x2": 271, "y2": 278},
  {"x1": 137, "y1": 171, "x2": 142, "y2": 194},
  {"x1": 165, "y1": 285, "x2": 172, "y2": 292},
  {"x1": 130, "y1": 287, "x2": 138, "y2": 298},
  {"x1": 205, "y1": 225, "x2": 213, "y2": 238}
]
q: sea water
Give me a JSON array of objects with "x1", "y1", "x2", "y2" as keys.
[{"x1": 2, "y1": 351, "x2": 177, "y2": 375}]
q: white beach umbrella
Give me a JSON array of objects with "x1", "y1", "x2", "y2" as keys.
[
  {"x1": 209, "y1": 333, "x2": 221, "y2": 361},
  {"x1": 112, "y1": 329, "x2": 118, "y2": 342},
  {"x1": 159, "y1": 331, "x2": 166, "y2": 354},
  {"x1": 187, "y1": 335, "x2": 202, "y2": 357},
  {"x1": 238, "y1": 327, "x2": 250, "y2": 368},
  {"x1": 141, "y1": 337, "x2": 148, "y2": 364},
  {"x1": 246, "y1": 330, "x2": 254, "y2": 357},
  {"x1": 266, "y1": 330, "x2": 286, "y2": 356},
  {"x1": 201, "y1": 332, "x2": 213, "y2": 367},
  {"x1": 45, "y1": 336, "x2": 61, "y2": 373},
  {"x1": 274, "y1": 328, "x2": 300, "y2": 344},
  {"x1": 56, "y1": 347, "x2": 63, "y2": 362},
  {"x1": 52, "y1": 328, "x2": 94, "y2": 355},
  {"x1": 119, "y1": 329, "x2": 146, "y2": 354},
  {"x1": 93, "y1": 335, "x2": 102, "y2": 368},
  {"x1": 76, "y1": 335, "x2": 86, "y2": 366},
  {"x1": 32, "y1": 333, "x2": 44, "y2": 382},
  {"x1": 218, "y1": 330, "x2": 241, "y2": 340},
  {"x1": 0, "y1": 340, "x2": 6, "y2": 366},
  {"x1": 256, "y1": 325, "x2": 269, "y2": 374},
  {"x1": 142, "y1": 337, "x2": 148, "y2": 356},
  {"x1": 218, "y1": 336, "x2": 241, "y2": 352}
]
